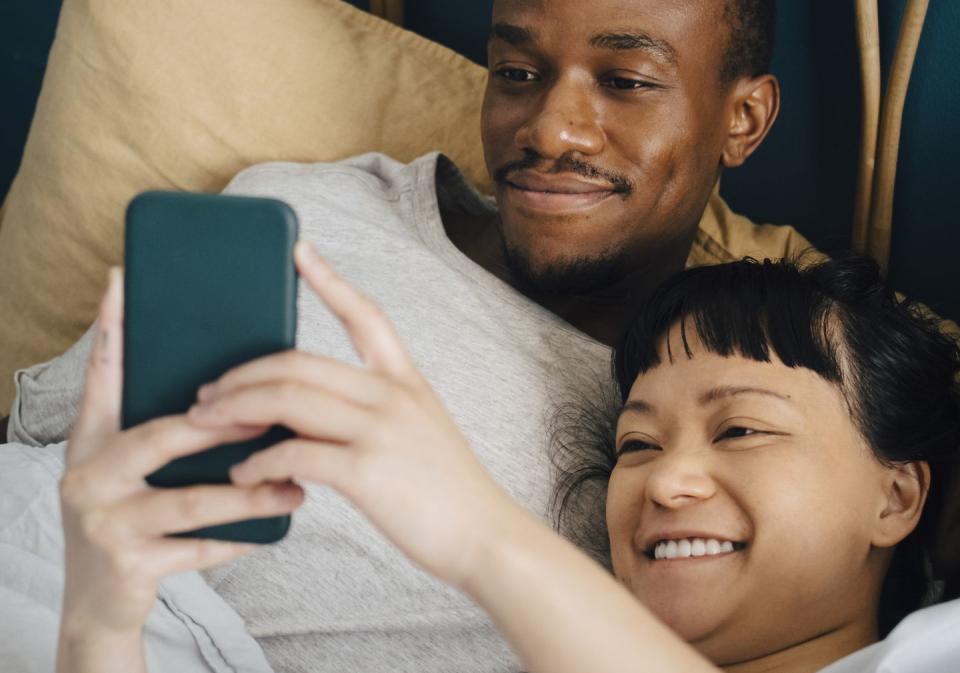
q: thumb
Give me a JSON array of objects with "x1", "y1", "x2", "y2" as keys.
[{"x1": 71, "y1": 268, "x2": 125, "y2": 453}]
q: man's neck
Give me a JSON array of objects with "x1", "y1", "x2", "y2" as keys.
[{"x1": 442, "y1": 208, "x2": 690, "y2": 347}]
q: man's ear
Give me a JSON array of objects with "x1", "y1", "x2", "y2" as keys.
[
  {"x1": 721, "y1": 74, "x2": 780, "y2": 169},
  {"x1": 872, "y1": 461, "x2": 931, "y2": 548}
]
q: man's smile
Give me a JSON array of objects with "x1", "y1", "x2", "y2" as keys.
[{"x1": 505, "y1": 170, "x2": 620, "y2": 213}]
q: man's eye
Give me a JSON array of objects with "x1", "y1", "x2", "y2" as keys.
[
  {"x1": 617, "y1": 439, "x2": 661, "y2": 456},
  {"x1": 494, "y1": 68, "x2": 538, "y2": 83},
  {"x1": 717, "y1": 426, "x2": 758, "y2": 441},
  {"x1": 603, "y1": 77, "x2": 655, "y2": 91}
]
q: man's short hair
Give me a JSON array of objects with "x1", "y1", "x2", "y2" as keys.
[{"x1": 721, "y1": 0, "x2": 776, "y2": 82}]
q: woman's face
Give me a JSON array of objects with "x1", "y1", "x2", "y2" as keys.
[{"x1": 607, "y1": 327, "x2": 896, "y2": 665}]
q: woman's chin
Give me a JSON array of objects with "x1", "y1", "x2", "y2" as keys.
[
  {"x1": 640, "y1": 592, "x2": 730, "y2": 645},
  {"x1": 670, "y1": 617, "x2": 724, "y2": 646}
]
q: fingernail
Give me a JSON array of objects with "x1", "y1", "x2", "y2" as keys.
[
  {"x1": 197, "y1": 383, "x2": 216, "y2": 402},
  {"x1": 295, "y1": 241, "x2": 328, "y2": 270},
  {"x1": 188, "y1": 402, "x2": 218, "y2": 421},
  {"x1": 229, "y1": 463, "x2": 248, "y2": 483},
  {"x1": 294, "y1": 240, "x2": 314, "y2": 261},
  {"x1": 102, "y1": 266, "x2": 120, "y2": 305},
  {"x1": 109, "y1": 266, "x2": 123, "y2": 292}
]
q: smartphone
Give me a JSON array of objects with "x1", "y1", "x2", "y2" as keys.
[{"x1": 123, "y1": 191, "x2": 298, "y2": 544}]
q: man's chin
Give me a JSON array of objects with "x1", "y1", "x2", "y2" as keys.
[{"x1": 502, "y1": 244, "x2": 626, "y2": 297}]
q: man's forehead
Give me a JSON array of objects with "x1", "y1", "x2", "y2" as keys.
[
  {"x1": 489, "y1": 21, "x2": 679, "y2": 66},
  {"x1": 489, "y1": 0, "x2": 721, "y2": 66},
  {"x1": 490, "y1": 0, "x2": 723, "y2": 45},
  {"x1": 492, "y1": 0, "x2": 721, "y2": 17}
]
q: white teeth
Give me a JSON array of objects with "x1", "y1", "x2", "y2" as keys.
[{"x1": 653, "y1": 538, "x2": 740, "y2": 560}]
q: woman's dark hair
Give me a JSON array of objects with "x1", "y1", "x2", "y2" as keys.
[{"x1": 551, "y1": 255, "x2": 960, "y2": 637}]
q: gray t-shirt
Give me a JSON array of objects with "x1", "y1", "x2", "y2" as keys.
[{"x1": 9, "y1": 153, "x2": 613, "y2": 673}]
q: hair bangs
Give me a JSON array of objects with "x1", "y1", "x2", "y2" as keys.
[{"x1": 615, "y1": 258, "x2": 842, "y2": 402}]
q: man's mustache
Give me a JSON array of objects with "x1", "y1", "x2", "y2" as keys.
[{"x1": 493, "y1": 153, "x2": 634, "y2": 195}]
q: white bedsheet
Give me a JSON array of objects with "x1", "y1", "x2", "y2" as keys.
[
  {"x1": 0, "y1": 441, "x2": 274, "y2": 673},
  {"x1": 1, "y1": 439, "x2": 958, "y2": 673},
  {"x1": 818, "y1": 596, "x2": 960, "y2": 673}
]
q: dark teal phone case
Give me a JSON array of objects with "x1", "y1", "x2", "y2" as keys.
[{"x1": 123, "y1": 191, "x2": 299, "y2": 544}]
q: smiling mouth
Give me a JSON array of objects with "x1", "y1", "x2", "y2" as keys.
[
  {"x1": 644, "y1": 538, "x2": 748, "y2": 561},
  {"x1": 505, "y1": 182, "x2": 618, "y2": 212}
]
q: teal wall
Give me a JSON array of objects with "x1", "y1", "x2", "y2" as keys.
[
  {"x1": 0, "y1": 0, "x2": 62, "y2": 200},
  {"x1": 879, "y1": 0, "x2": 960, "y2": 325},
  {"x1": 404, "y1": 1, "x2": 492, "y2": 65},
  {"x1": 720, "y1": 3, "x2": 861, "y2": 254}
]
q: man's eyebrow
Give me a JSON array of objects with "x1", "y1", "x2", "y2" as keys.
[
  {"x1": 698, "y1": 386, "x2": 792, "y2": 406},
  {"x1": 488, "y1": 22, "x2": 537, "y2": 47},
  {"x1": 590, "y1": 31, "x2": 678, "y2": 65}
]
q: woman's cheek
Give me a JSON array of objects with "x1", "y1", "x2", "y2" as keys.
[{"x1": 605, "y1": 467, "x2": 645, "y2": 575}]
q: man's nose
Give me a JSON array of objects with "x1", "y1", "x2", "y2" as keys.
[
  {"x1": 514, "y1": 77, "x2": 605, "y2": 159},
  {"x1": 644, "y1": 450, "x2": 717, "y2": 509}
]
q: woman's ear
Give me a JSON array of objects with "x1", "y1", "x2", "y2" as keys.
[
  {"x1": 872, "y1": 462, "x2": 931, "y2": 548},
  {"x1": 721, "y1": 74, "x2": 780, "y2": 169}
]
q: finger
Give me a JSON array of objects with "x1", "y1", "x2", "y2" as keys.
[
  {"x1": 229, "y1": 438, "x2": 356, "y2": 493},
  {"x1": 110, "y1": 481, "x2": 303, "y2": 538},
  {"x1": 198, "y1": 350, "x2": 389, "y2": 409},
  {"x1": 188, "y1": 381, "x2": 371, "y2": 441},
  {"x1": 295, "y1": 241, "x2": 418, "y2": 380},
  {"x1": 85, "y1": 416, "x2": 267, "y2": 483},
  {"x1": 145, "y1": 538, "x2": 262, "y2": 577},
  {"x1": 72, "y1": 268, "x2": 125, "y2": 447}
]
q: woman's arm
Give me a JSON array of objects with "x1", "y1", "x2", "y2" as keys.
[
  {"x1": 467, "y1": 504, "x2": 718, "y2": 673},
  {"x1": 208, "y1": 243, "x2": 719, "y2": 673},
  {"x1": 57, "y1": 626, "x2": 147, "y2": 673}
]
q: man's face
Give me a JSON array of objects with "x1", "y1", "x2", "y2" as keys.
[{"x1": 482, "y1": 0, "x2": 737, "y2": 293}]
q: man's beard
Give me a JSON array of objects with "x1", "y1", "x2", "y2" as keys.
[{"x1": 500, "y1": 238, "x2": 628, "y2": 297}]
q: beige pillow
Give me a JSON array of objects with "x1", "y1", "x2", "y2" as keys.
[
  {"x1": 0, "y1": 0, "x2": 808, "y2": 411},
  {"x1": 0, "y1": 0, "x2": 489, "y2": 408}
]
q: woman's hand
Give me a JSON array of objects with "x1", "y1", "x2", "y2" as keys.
[
  {"x1": 58, "y1": 269, "x2": 304, "y2": 673},
  {"x1": 189, "y1": 242, "x2": 518, "y2": 588}
]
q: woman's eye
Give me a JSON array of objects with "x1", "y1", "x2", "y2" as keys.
[
  {"x1": 717, "y1": 426, "x2": 758, "y2": 441},
  {"x1": 494, "y1": 68, "x2": 538, "y2": 83},
  {"x1": 617, "y1": 439, "x2": 661, "y2": 456}
]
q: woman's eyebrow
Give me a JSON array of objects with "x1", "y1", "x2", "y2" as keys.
[
  {"x1": 698, "y1": 386, "x2": 793, "y2": 406},
  {"x1": 620, "y1": 399, "x2": 655, "y2": 416},
  {"x1": 621, "y1": 387, "x2": 794, "y2": 417}
]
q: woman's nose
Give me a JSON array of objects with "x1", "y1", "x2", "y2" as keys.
[
  {"x1": 644, "y1": 451, "x2": 717, "y2": 509},
  {"x1": 514, "y1": 79, "x2": 605, "y2": 160}
]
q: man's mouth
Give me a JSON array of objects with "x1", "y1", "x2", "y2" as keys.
[
  {"x1": 504, "y1": 171, "x2": 620, "y2": 213},
  {"x1": 644, "y1": 537, "x2": 748, "y2": 561}
]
